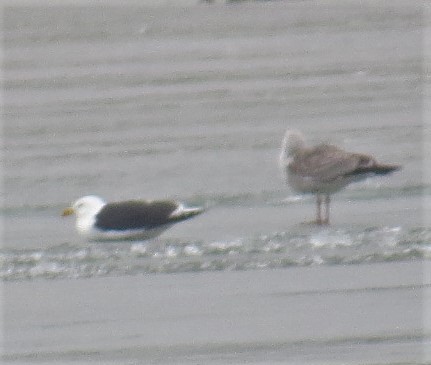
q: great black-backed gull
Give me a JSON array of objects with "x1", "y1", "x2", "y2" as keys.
[
  {"x1": 279, "y1": 130, "x2": 400, "y2": 225},
  {"x1": 62, "y1": 195, "x2": 204, "y2": 241}
]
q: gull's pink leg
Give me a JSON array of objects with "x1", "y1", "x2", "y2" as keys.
[
  {"x1": 323, "y1": 194, "x2": 330, "y2": 225},
  {"x1": 316, "y1": 194, "x2": 323, "y2": 224}
]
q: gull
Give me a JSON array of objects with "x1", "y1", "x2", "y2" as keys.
[
  {"x1": 279, "y1": 130, "x2": 400, "y2": 225},
  {"x1": 62, "y1": 195, "x2": 204, "y2": 241}
]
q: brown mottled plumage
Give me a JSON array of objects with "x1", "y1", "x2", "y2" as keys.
[{"x1": 279, "y1": 130, "x2": 400, "y2": 225}]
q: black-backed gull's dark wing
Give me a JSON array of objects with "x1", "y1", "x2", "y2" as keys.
[
  {"x1": 290, "y1": 144, "x2": 398, "y2": 182},
  {"x1": 95, "y1": 200, "x2": 180, "y2": 231}
]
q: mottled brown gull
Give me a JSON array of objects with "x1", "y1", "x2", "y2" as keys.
[
  {"x1": 62, "y1": 195, "x2": 204, "y2": 241},
  {"x1": 279, "y1": 130, "x2": 400, "y2": 225}
]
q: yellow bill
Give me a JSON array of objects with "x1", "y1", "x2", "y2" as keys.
[{"x1": 62, "y1": 207, "x2": 75, "y2": 217}]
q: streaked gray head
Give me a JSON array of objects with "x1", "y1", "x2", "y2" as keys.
[
  {"x1": 72, "y1": 195, "x2": 106, "y2": 219},
  {"x1": 280, "y1": 129, "x2": 306, "y2": 160}
]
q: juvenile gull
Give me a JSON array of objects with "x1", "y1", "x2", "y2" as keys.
[
  {"x1": 62, "y1": 195, "x2": 204, "y2": 241},
  {"x1": 279, "y1": 130, "x2": 400, "y2": 225}
]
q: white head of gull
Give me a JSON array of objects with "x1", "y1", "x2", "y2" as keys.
[
  {"x1": 62, "y1": 195, "x2": 204, "y2": 241},
  {"x1": 279, "y1": 129, "x2": 306, "y2": 165},
  {"x1": 279, "y1": 129, "x2": 401, "y2": 225}
]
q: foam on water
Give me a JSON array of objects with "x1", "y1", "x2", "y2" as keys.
[{"x1": 1, "y1": 226, "x2": 429, "y2": 281}]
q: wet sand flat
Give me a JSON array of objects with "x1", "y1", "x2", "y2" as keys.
[{"x1": 4, "y1": 260, "x2": 430, "y2": 364}]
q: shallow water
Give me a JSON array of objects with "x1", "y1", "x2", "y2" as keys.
[
  {"x1": 3, "y1": 261, "x2": 430, "y2": 364},
  {"x1": 3, "y1": 1, "x2": 427, "y2": 282},
  {"x1": 2, "y1": 1, "x2": 430, "y2": 364}
]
